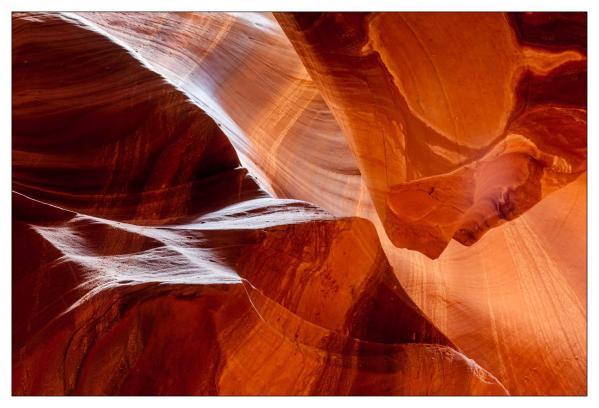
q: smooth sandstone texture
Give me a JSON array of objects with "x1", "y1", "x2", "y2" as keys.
[
  {"x1": 73, "y1": 12, "x2": 586, "y2": 395},
  {"x1": 383, "y1": 172, "x2": 587, "y2": 395},
  {"x1": 276, "y1": 12, "x2": 586, "y2": 258},
  {"x1": 74, "y1": 12, "x2": 366, "y2": 216},
  {"x1": 12, "y1": 11, "x2": 585, "y2": 396},
  {"x1": 12, "y1": 13, "x2": 506, "y2": 396}
]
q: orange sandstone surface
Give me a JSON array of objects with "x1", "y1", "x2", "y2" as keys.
[{"x1": 12, "y1": 12, "x2": 586, "y2": 395}]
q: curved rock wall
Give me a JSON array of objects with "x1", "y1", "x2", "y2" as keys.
[{"x1": 12, "y1": 11, "x2": 586, "y2": 395}]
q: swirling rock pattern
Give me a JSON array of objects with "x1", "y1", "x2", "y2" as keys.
[
  {"x1": 276, "y1": 12, "x2": 586, "y2": 258},
  {"x1": 12, "y1": 11, "x2": 585, "y2": 395},
  {"x1": 74, "y1": 12, "x2": 366, "y2": 216}
]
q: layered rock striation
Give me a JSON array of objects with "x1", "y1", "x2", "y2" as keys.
[{"x1": 12, "y1": 12, "x2": 586, "y2": 395}]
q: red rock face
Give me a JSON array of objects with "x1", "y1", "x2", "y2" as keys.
[
  {"x1": 276, "y1": 12, "x2": 586, "y2": 258},
  {"x1": 12, "y1": 12, "x2": 586, "y2": 395}
]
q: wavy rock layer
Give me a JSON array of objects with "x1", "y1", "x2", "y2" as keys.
[
  {"x1": 12, "y1": 13, "x2": 507, "y2": 396},
  {"x1": 12, "y1": 11, "x2": 585, "y2": 396},
  {"x1": 276, "y1": 12, "x2": 586, "y2": 258},
  {"x1": 75, "y1": 12, "x2": 366, "y2": 216}
]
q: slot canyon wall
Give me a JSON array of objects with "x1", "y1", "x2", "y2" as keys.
[{"x1": 12, "y1": 12, "x2": 586, "y2": 395}]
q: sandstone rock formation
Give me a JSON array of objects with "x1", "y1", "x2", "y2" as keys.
[
  {"x1": 276, "y1": 12, "x2": 586, "y2": 258},
  {"x1": 12, "y1": 12, "x2": 586, "y2": 395}
]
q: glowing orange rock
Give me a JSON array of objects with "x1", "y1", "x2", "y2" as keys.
[
  {"x1": 276, "y1": 12, "x2": 586, "y2": 257},
  {"x1": 12, "y1": 11, "x2": 586, "y2": 396},
  {"x1": 12, "y1": 12, "x2": 507, "y2": 396}
]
